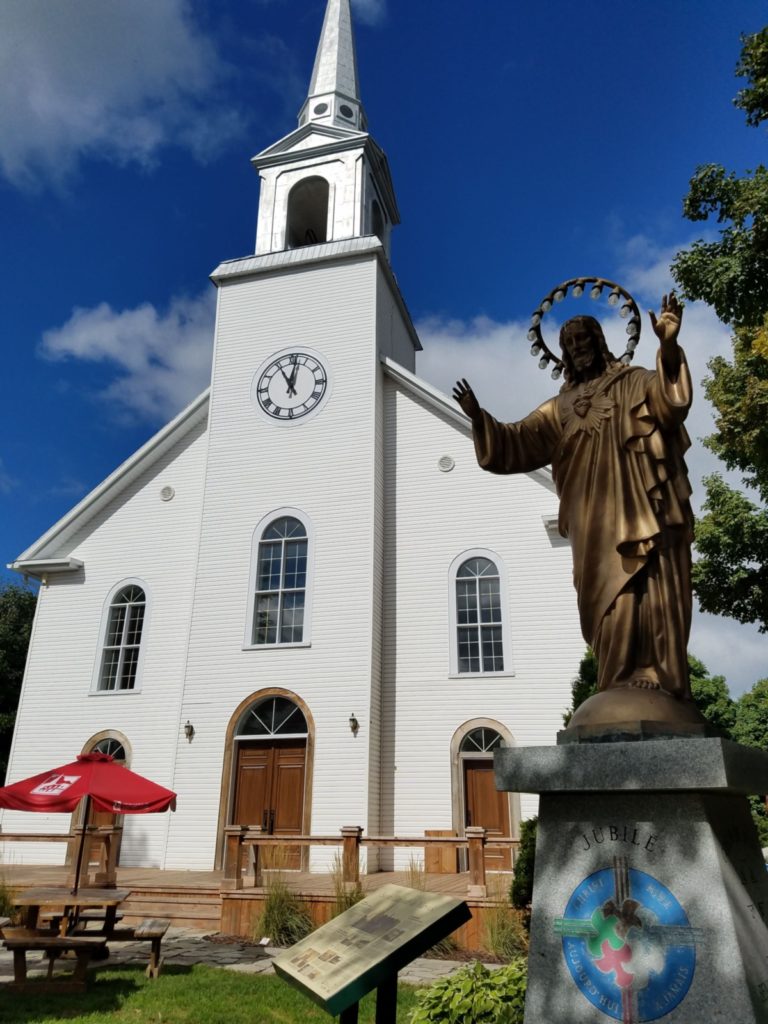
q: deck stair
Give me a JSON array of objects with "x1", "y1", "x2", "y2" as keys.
[{"x1": 118, "y1": 885, "x2": 221, "y2": 931}]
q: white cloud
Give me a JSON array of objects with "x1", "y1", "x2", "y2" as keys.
[
  {"x1": 41, "y1": 291, "x2": 215, "y2": 423},
  {"x1": 352, "y1": 0, "x2": 387, "y2": 26},
  {"x1": 0, "y1": 0, "x2": 242, "y2": 188},
  {"x1": 414, "y1": 237, "x2": 764, "y2": 695}
]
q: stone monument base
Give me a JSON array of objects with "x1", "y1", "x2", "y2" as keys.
[{"x1": 495, "y1": 738, "x2": 768, "y2": 1023}]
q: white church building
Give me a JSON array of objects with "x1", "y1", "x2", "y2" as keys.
[{"x1": 3, "y1": 0, "x2": 584, "y2": 875}]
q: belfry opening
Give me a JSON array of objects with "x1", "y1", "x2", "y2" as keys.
[{"x1": 286, "y1": 176, "x2": 329, "y2": 248}]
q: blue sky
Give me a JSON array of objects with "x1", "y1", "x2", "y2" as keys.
[{"x1": 2, "y1": 0, "x2": 766, "y2": 692}]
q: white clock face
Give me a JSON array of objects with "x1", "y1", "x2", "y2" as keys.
[{"x1": 253, "y1": 349, "x2": 330, "y2": 423}]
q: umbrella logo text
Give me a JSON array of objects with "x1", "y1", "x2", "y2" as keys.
[{"x1": 30, "y1": 774, "x2": 81, "y2": 796}]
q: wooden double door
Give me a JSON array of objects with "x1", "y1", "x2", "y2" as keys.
[
  {"x1": 463, "y1": 758, "x2": 512, "y2": 870},
  {"x1": 232, "y1": 739, "x2": 307, "y2": 869}
]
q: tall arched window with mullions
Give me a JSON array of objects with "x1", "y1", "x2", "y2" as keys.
[
  {"x1": 248, "y1": 510, "x2": 314, "y2": 647},
  {"x1": 98, "y1": 583, "x2": 147, "y2": 691},
  {"x1": 449, "y1": 550, "x2": 512, "y2": 676}
]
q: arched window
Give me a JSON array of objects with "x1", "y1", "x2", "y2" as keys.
[
  {"x1": 237, "y1": 696, "x2": 309, "y2": 739},
  {"x1": 251, "y1": 515, "x2": 309, "y2": 646},
  {"x1": 460, "y1": 727, "x2": 506, "y2": 754},
  {"x1": 91, "y1": 737, "x2": 127, "y2": 761},
  {"x1": 286, "y1": 177, "x2": 329, "y2": 248},
  {"x1": 99, "y1": 584, "x2": 146, "y2": 690},
  {"x1": 449, "y1": 552, "x2": 511, "y2": 675}
]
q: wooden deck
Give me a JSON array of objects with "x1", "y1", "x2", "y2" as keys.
[
  {"x1": 0, "y1": 863, "x2": 510, "y2": 949},
  {"x1": 1, "y1": 863, "x2": 480, "y2": 897}
]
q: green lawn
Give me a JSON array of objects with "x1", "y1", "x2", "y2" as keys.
[{"x1": 0, "y1": 965, "x2": 422, "y2": 1024}]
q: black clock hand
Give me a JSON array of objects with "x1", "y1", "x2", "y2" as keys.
[
  {"x1": 287, "y1": 358, "x2": 300, "y2": 393},
  {"x1": 280, "y1": 367, "x2": 297, "y2": 397}
]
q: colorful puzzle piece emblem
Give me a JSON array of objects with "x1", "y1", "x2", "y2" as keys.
[
  {"x1": 594, "y1": 939, "x2": 634, "y2": 990},
  {"x1": 587, "y1": 909, "x2": 623, "y2": 958}
]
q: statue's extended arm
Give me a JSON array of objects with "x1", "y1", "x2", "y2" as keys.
[{"x1": 453, "y1": 379, "x2": 559, "y2": 475}]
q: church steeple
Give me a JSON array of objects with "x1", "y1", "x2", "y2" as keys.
[
  {"x1": 299, "y1": 0, "x2": 367, "y2": 132},
  {"x1": 251, "y1": 0, "x2": 399, "y2": 258}
]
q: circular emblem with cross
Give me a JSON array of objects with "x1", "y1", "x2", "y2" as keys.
[{"x1": 555, "y1": 860, "x2": 696, "y2": 1022}]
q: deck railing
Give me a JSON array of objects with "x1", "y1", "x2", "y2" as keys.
[
  {"x1": 222, "y1": 826, "x2": 520, "y2": 898},
  {"x1": 0, "y1": 827, "x2": 122, "y2": 889}
]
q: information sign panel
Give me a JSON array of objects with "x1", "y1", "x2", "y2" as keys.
[{"x1": 273, "y1": 883, "x2": 471, "y2": 1016}]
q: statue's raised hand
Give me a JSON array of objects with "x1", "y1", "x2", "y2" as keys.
[
  {"x1": 453, "y1": 379, "x2": 481, "y2": 421},
  {"x1": 649, "y1": 293, "x2": 683, "y2": 348},
  {"x1": 649, "y1": 293, "x2": 683, "y2": 378}
]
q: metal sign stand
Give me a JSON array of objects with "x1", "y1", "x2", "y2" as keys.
[{"x1": 339, "y1": 971, "x2": 397, "y2": 1023}]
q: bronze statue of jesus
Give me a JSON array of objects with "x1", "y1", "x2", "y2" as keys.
[{"x1": 454, "y1": 294, "x2": 705, "y2": 729}]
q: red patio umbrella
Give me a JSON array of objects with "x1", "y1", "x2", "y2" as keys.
[{"x1": 0, "y1": 753, "x2": 176, "y2": 893}]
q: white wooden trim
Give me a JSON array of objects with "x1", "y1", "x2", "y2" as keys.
[
  {"x1": 90, "y1": 577, "x2": 152, "y2": 695},
  {"x1": 447, "y1": 548, "x2": 515, "y2": 678},
  {"x1": 243, "y1": 508, "x2": 316, "y2": 649}
]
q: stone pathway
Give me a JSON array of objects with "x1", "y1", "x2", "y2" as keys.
[{"x1": 0, "y1": 926, "x2": 489, "y2": 985}]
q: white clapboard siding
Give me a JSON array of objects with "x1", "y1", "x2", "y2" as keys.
[
  {"x1": 380, "y1": 374, "x2": 584, "y2": 864},
  {"x1": 6, "y1": 246, "x2": 586, "y2": 876},
  {"x1": 164, "y1": 253, "x2": 394, "y2": 870},
  {"x1": 1, "y1": 420, "x2": 209, "y2": 867}
]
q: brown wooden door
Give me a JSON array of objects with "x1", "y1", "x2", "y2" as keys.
[
  {"x1": 463, "y1": 758, "x2": 512, "y2": 870},
  {"x1": 232, "y1": 740, "x2": 306, "y2": 869}
]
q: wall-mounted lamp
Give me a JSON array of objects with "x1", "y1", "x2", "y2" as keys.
[
  {"x1": 349, "y1": 713, "x2": 359, "y2": 736},
  {"x1": 184, "y1": 720, "x2": 195, "y2": 743}
]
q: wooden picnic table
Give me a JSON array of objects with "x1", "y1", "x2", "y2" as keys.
[
  {"x1": 6, "y1": 887, "x2": 171, "y2": 983},
  {"x1": 13, "y1": 886, "x2": 130, "y2": 935}
]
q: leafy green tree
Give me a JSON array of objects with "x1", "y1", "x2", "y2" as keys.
[
  {"x1": 688, "y1": 655, "x2": 736, "y2": 735},
  {"x1": 734, "y1": 27, "x2": 768, "y2": 128},
  {"x1": 671, "y1": 165, "x2": 768, "y2": 328},
  {"x1": 733, "y1": 678, "x2": 768, "y2": 750},
  {"x1": 0, "y1": 581, "x2": 37, "y2": 783},
  {"x1": 732, "y1": 678, "x2": 768, "y2": 845},
  {"x1": 672, "y1": 27, "x2": 768, "y2": 630}
]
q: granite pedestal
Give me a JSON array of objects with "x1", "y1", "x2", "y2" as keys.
[{"x1": 495, "y1": 737, "x2": 768, "y2": 1023}]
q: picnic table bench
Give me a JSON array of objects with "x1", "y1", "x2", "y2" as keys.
[
  {"x1": 2, "y1": 926, "x2": 107, "y2": 992},
  {"x1": 76, "y1": 916, "x2": 171, "y2": 977}
]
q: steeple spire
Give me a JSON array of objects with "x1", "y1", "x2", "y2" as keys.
[{"x1": 299, "y1": 0, "x2": 367, "y2": 132}]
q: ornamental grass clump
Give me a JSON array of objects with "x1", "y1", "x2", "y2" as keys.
[
  {"x1": 0, "y1": 858, "x2": 17, "y2": 923},
  {"x1": 484, "y1": 877, "x2": 528, "y2": 959},
  {"x1": 330, "y1": 853, "x2": 364, "y2": 917},
  {"x1": 0, "y1": 875, "x2": 15, "y2": 921},
  {"x1": 409, "y1": 959, "x2": 527, "y2": 1024},
  {"x1": 252, "y1": 846, "x2": 313, "y2": 947}
]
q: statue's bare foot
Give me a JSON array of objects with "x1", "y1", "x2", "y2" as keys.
[{"x1": 629, "y1": 677, "x2": 661, "y2": 690}]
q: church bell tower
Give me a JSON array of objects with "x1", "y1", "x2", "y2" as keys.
[
  {"x1": 252, "y1": 0, "x2": 399, "y2": 258},
  {"x1": 167, "y1": 0, "x2": 419, "y2": 870}
]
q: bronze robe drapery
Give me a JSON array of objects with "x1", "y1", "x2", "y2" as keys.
[{"x1": 472, "y1": 350, "x2": 694, "y2": 695}]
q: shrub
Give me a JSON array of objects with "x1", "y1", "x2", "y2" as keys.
[
  {"x1": 510, "y1": 817, "x2": 537, "y2": 925},
  {"x1": 252, "y1": 866, "x2": 313, "y2": 947},
  {"x1": 410, "y1": 959, "x2": 527, "y2": 1024}
]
